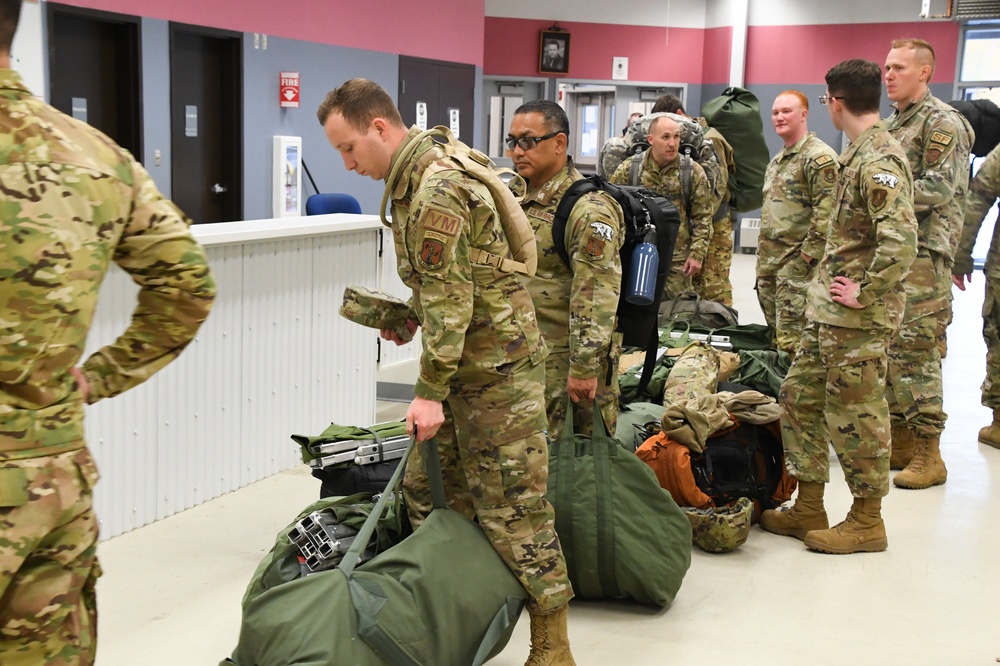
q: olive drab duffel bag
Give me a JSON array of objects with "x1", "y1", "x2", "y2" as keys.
[
  {"x1": 222, "y1": 436, "x2": 528, "y2": 666},
  {"x1": 547, "y1": 400, "x2": 692, "y2": 607}
]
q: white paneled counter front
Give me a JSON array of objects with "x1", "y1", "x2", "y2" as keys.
[{"x1": 85, "y1": 214, "x2": 389, "y2": 539}]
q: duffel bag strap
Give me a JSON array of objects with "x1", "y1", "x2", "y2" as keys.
[{"x1": 590, "y1": 406, "x2": 620, "y2": 598}]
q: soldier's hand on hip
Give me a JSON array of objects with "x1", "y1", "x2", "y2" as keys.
[
  {"x1": 406, "y1": 396, "x2": 444, "y2": 441},
  {"x1": 567, "y1": 376, "x2": 597, "y2": 403}
]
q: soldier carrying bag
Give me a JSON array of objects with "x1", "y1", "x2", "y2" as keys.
[{"x1": 223, "y1": 435, "x2": 528, "y2": 666}]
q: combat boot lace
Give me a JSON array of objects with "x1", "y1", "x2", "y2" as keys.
[
  {"x1": 525, "y1": 604, "x2": 575, "y2": 666},
  {"x1": 893, "y1": 434, "x2": 947, "y2": 489},
  {"x1": 889, "y1": 425, "x2": 915, "y2": 470},
  {"x1": 759, "y1": 480, "x2": 828, "y2": 540},
  {"x1": 978, "y1": 409, "x2": 1000, "y2": 450},
  {"x1": 803, "y1": 497, "x2": 887, "y2": 554}
]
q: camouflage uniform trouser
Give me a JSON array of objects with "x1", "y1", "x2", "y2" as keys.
[
  {"x1": 402, "y1": 357, "x2": 573, "y2": 613},
  {"x1": 981, "y1": 271, "x2": 1000, "y2": 410},
  {"x1": 885, "y1": 254, "x2": 949, "y2": 438},
  {"x1": 755, "y1": 255, "x2": 812, "y2": 357},
  {"x1": 543, "y1": 337, "x2": 622, "y2": 439},
  {"x1": 779, "y1": 322, "x2": 891, "y2": 498},
  {"x1": 0, "y1": 448, "x2": 100, "y2": 666},
  {"x1": 692, "y1": 213, "x2": 734, "y2": 306}
]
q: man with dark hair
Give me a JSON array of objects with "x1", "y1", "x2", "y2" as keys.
[
  {"x1": 760, "y1": 59, "x2": 917, "y2": 554},
  {"x1": 319, "y1": 79, "x2": 576, "y2": 665},
  {"x1": 0, "y1": 0, "x2": 216, "y2": 661},
  {"x1": 651, "y1": 93, "x2": 737, "y2": 306},
  {"x1": 507, "y1": 99, "x2": 624, "y2": 436},
  {"x1": 882, "y1": 38, "x2": 974, "y2": 487}
]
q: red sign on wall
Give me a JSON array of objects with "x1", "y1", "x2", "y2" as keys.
[{"x1": 280, "y1": 71, "x2": 300, "y2": 108}]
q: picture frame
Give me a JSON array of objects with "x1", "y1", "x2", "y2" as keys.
[{"x1": 539, "y1": 30, "x2": 570, "y2": 75}]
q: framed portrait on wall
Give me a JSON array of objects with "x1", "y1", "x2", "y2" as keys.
[{"x1": 539, "y1": 30, "x2": 570, "y2": 75}]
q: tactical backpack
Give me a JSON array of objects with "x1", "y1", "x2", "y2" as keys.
[
  {"x1": 700, "y1": 87, "x2": 770, "y2": 212},
  {"x1": 551, "y1": 175, "x2": 680, "y2": 395},
  {"x1": 381, "y1": 125, "x2": 538, "y2": 276},
  {"x1": 949, "y1": 98, "x2": 1000, "y2": 158}
]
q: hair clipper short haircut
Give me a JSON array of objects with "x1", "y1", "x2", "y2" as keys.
[
  {"x1": 512, "y1": 99, "x2": 570, "y2": 138},
  {"x1": 0, "y1": 0, "x2": 23, "y2": 52},
  {"x1": 316, "y1": 78, "x2": 405, "y2": 130},
  {"x1": 651, "y1": 94, "x2": 685, "y2": 115},
  {"x1": 825, "y1": 59, "x2": 882, "y2": 115},
  {"x1": 778, "y1": 89, "x2": 809, "y2": 111},
  {"x1": 891, "y1": 37, "x2": 937, "y2": 78}
]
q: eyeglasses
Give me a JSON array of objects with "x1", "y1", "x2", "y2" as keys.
[
  {"x1": 818, "y1": 95, "x2": 845, "y2": 106},
  {"x1": 505, "y1": 131, "x2": 561, "y2": 151}
]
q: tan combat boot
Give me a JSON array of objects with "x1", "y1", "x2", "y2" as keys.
[
  {"x1": 893, "y1": 434, "x2": 947, "y2": 489},
  {"x1": 525, "y1": 604, "x2": 575, "y2": 666},
  {"x1": 759, "y1": 480, "x2": 828, "y2": 540},
  {"x1": 978, "y1": 409, "x2": 1000, "y2": 450},
  {"x1": 803, "y1": 497, "x2": 887, "y2": 554},
  {"x1": 889, "y1": 425, "x2": 915, "y2": 470}
]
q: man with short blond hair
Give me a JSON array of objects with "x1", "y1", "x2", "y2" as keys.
[
  {"x1": 883, "y1": 37, "x2": 974, "y2": 488},
  {"x1": 757, "y1": 90, "x2": 839, "y2": 355}
]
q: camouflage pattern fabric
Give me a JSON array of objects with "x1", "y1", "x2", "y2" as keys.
[
  {"x1": 885, "y1": 91, "x2": 973, "y2": 435},
  {"x1": 781, "y1": 125, "x2": 916, "y2": 499},
  {"x1": 663, "y1": 342, "x2": 720, "y2": 407},
  {"x1": 339, "y1": 285, "x2": 415, "y2": 342},
  {"x1": 517, "y1": 160, "x2": 624, "y2": 437},
  {"x1": 385, "y1": 127, "x2": 572, "y2": 612},
  {"x1": 0, "y1": 449, "x2": 100, "y2": 666},
  {"x1": 0, "y1": 69, "x2": 215, "y2": 662},
  {"x1": 401, "y1": 359, "x2": 572, "y2": 612},
  {"x1": 683, "y1": 496, "x2": 753, "y2": 553},
  {"x1": 955, "y1": 144, "x2": 1000, "y2": 409},
  {"x1": 691, "y1": 119, "x2": 736, "y2": 306},
  {"x1": 610, "y1": 150, "x2": 714, "y2": 300},
  {"x1": 757, "y1": 132, "x2": 840, "y2": 354}
]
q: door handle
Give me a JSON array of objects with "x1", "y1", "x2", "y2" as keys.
[{"x1": 211, "y1": 183, "x2": 227, "y2": 194}]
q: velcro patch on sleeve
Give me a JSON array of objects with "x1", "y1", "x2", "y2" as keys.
[
  {"x1": 811, "y1": 154, "x2": 834, "y2": 169},
  {"x1": 929, "y1": 130, "x2": 954, "y2": 147},
  {"x1": 421, "y1": 204, "x2": 463, "y2": 237}
]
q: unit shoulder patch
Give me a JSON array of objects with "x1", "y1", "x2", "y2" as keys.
[
  {"x1": 810, "y1": 154, "x2": 835, "y2": 169},
  {"x1": 929, "y1": 130, "x2": 954, "y2": 146},
  {"x1": 420, "y1": 204, "x2": 463, "y2": 237},
  {"x1": 872, "y1": 173, "x2": 899, "y2": 189}
]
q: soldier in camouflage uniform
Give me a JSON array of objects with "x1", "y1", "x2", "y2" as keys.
[
  {"x1": 758, "y1": 90, "x2": 840, "y2": 356},
  {"x1": 0, "y1": 1, "x2": 217, "y2": 662},
  {"x1": 610, "y1": 116, "x2": 714, "y2": 301},
  {"x1": 318, "y1": 79, "x2": 575, "y2": 666},
  {"x1": 507, "y1": 100, "x2": 624, "y2": 438},
  {"x1": 651, "y1": 94, "x2": 737, "y2": 306},
  {"x1": 883, "y1": 38, "x2": 974, "y2": 489},
  {"x1": 760, "y1": 59, "x2": 917, "y2": 555},
  {"x1": 954, "y1": 143, "x2": 1000, "y2": 449}
]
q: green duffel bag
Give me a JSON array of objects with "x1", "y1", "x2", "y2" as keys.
[
  {"x1": 548, "y1": 401, "x2": 692, "y2": 607},
  {"x1": 223, "y1": 437, "x2": 528, "y2": 666},
  {"x1": 616, "y1": 401, "x2": 666, "y2": 452}
]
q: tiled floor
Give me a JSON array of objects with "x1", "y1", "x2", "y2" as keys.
[{"x1": 96, "y1": 252, "x2": 1000, "y2": 665}]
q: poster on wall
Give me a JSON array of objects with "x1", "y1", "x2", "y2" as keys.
[{"x1": 273, "y1": 135, "x2": 302, "y2": 218}]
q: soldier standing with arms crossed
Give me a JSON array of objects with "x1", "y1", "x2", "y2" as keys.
[
  {"x1": 318, "y1": 79, "x2": 575, "y2": 666},
  {"x1": 883, "y1": 38, "x2": 973, "y2": 488},
  {"x1": 759, "y1": 59, "x2": 917, "y2": 554},
  {"x1": 0, "y1": 0, "x2": 217, "y2": 661},
  {"x1": 757, "y1": 90, "x2": 839, "y2": 356},
  {"x1": 953, "y1": 143, "x2": 1000, "y2": 449},
  {"x1": 507, "y1": 100, "x2": 624, "y2": 437}
]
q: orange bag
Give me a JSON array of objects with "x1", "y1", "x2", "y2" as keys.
[{"x1": 635, "y1": 433, "x2": 713, "y2": 509}]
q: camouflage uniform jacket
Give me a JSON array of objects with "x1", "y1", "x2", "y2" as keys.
[
  {"x1": 759, "y1": 132, "x2": 839, "y2": 277},
  {"x1": 385, "y1": 127, "x2": 545, "y2": 402},
  {"x1": 610, "y1": 150, "x2": 714, "y2": 263},
  {"x1": 519, "y1": 160, "x2": 624, "y2": 379},
  {"x1": 955, "y1": 143, "x2": 1000, "y2": 277},
  {"x1": 886, "y1": 90, "x2": 973, "y2": 262},
  {"x1": 807, "y1": 123, "x2": 917, "y2": 331},
  {"x1": 0, "y1": 70, "x2": 216, "y2": 460}
]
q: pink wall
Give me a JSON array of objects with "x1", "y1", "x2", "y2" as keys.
[
  {"x1": 745, "y1": 21, "x2": 961, "y2": 85},
  {"x1": 702, "y1": 27, "x2": 732, "y2": 85},
  {"x1": 55, "y1": 0, "x2": 486, "y2": 66},
  {"x1": 484, "y1": 17, "x2": 706, "y2": 82}
]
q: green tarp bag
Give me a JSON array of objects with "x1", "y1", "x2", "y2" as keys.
[
  {"x1": 700, "y1": 87, "x2": 770, "y2": 212},
  {"x1": 548, "y1": 401, "x2": 692, "y2": 607},
  {"x1": 223, "y1": 437, "x2": 528, "y2": 666}
]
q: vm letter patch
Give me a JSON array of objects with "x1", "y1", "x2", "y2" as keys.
[{"x1": 422, "y1": 206, "x2": 462, "y2": 237}]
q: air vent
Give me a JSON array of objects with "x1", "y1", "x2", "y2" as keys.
[{"x1": 954, "y1": 0, "x2": 1000, "y2": 18}]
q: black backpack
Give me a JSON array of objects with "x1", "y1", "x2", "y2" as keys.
[
  {"x1": 552, "y1": 175, "x2": 680, "y2": 395},
  {"x1": 689, "y1": 421, "x2": 791, "y2": 520},
  {"x1": 948, "y1": 98, "x2": 1000, "y2": 158}
]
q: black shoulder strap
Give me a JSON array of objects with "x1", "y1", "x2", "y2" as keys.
[{"x1": 552, "y1": 175, "x2": 601, "y2": 269}]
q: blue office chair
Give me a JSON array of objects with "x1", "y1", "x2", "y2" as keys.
[{"x1": 305, "y1": 193, "x2": 362, "y2": 215}]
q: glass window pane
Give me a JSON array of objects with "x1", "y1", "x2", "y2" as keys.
[
  {"x1": 961, "y1": 29, "x2": 1000, "y2": 81},
  {"x1": 580, "y1": 104, "x2": 599, "y2": 157}
]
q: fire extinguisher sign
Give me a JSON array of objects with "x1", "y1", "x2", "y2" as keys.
[{"x1": 280, "y1": 72, "x2": 300, "y2": 108}]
